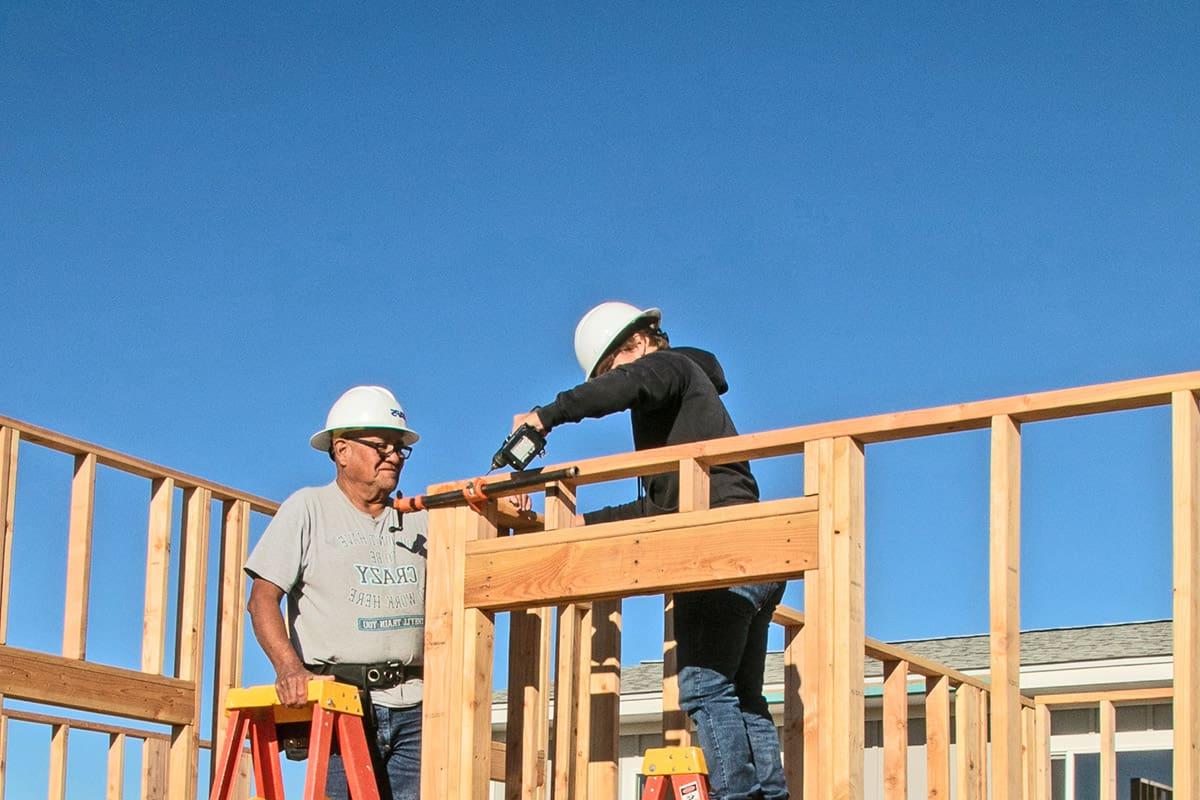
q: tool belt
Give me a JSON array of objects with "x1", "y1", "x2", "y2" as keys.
[{"x1": 305, "y1": 660, "x2": 423, "y2": 692}]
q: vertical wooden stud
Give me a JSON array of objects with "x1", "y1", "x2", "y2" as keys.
[
  {"x1": 141, "y1": 737, "x2": 169, "y2": 800},
  {"x1": 107, "y1": 732, "x2": 126, "y2": 800},
  {"x1": 1173, "y1": 389, "x2": 1200, "y2": 799},
  {"x1": 169, "y1": 487, "x2": 211, "y2": 800},
  {"x1": 0, "y1": 427, "x2": 18, "y2": 645},
  {"x1": 506, "y1": 606, "x2": 553, "y2": 800},
  {"x1": 828, "y1": 436, "x2": 865, "y2": 800},
  {"x1": 990, "y1": 415, "x2": 1022, "y2": 800},
  {"x1": 925, "y1": 676, "x2": 951, "y2": 800},
  {"x1": 49, "y1": 722, "x2": 69, "y2": 800},
  {"x1": 782, "y1": 622, "x2": 805, "y2": 797},
  {"x1": 457, "y1": 507, "x2": 498, "y2": 800},
  {"x1": 1022, "y1": 705, "x2": 1038, "y2": 800},
  {"x1": 977, "y1": 689, "x2": 990, "y2": 800},
  {"x1": 1099, "y1": 700, "x2": 1116, "y2": 800},
  {"x1": 63, "y1": 452, "x2": 97, "y2": 659},
  {"x1": 882, "y1": 661, "x2": 909, "y2": 800},
  {"x1": 141, "y1": 477, "x2": 175, "y2": 673},
  {"x1": 664, "y1": 457, "x2": 709, "y2": 749},
  {"x1": 803, "y1": 437, "x2": 835, "y2": 800},
  {"x1": 420, "y1": 503, "x2": 464, "y2": 800},
  {"x1": 956, "y1": 685, "x2": 981, "y2": 800},
  {"x1": 0, "y1": 712, "x2": 8, "y2": 798},
  {"x1": 210, "y1": 499, "x2": 249, "y2": 774},
  {"x1": 1033, "y1": 704, "x2": 1051, "y2": 800},
  {"x1": 588, "y1": 597, "x2": 622, "y2": 800}
]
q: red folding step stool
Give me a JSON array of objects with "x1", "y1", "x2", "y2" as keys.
[
  {"x1": 209, "y1": 679, "x2": 380, "y2": 800},
  {"x1": 640, "y1": 746, "x2": 711, "y2": 800}
]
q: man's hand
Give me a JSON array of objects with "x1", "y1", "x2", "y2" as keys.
[{"x1": 274, "y1": 665, "x2": 323, "y2": 708}]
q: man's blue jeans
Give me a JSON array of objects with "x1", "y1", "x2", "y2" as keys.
[
  {"x1": 325, "y1": 703, "x2": 421, "y2": 800},
  {"x1": 675, "y1": 582, "x2": 788, "y2": 800}
]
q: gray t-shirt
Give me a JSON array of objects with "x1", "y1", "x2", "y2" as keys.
[{"x1": 244, "y1": 481, "x2": 428, "y2": 707}]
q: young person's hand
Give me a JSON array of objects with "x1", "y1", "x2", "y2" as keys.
[{"x1": 514, "y1": 410, "x2": 546, "y2": 433}]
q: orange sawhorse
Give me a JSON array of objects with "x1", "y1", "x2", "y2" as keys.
[
  {"x1": 641, "y1": 746, "x2": 711, "y2": 800},
  {"x1": 209, "y1": 679, "x2": 380, "y2": 800}
]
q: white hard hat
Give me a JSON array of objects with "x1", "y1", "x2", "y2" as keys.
[
  {"x1": 573, "y1": 301, "x2": 662, "y2": 379},
  {"x1": 309, "y1": 385, "x2": 420, "y2": 452}
]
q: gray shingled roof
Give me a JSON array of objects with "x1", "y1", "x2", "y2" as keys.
[{"x1": 607, "y1": 619, "x2": 1173, "y2": 696}]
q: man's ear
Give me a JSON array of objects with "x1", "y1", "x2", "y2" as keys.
[{"x1": 331, "y1": 440, "x2": 350, "y2": 467}]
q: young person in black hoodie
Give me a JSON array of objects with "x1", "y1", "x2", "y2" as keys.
[{"x1": 515, "y1": 302, "x2": 788, "y2": 800}]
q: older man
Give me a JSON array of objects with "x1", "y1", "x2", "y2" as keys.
[{"x1": 245, "y1": 385, "x2": 427, "y2": 800}]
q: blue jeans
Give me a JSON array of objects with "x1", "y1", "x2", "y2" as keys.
[
  {"x1": 325, "y1": 703, "x2": 421, "y2": 800},
  {"x1": 675, "y1": 582, "x2": 788, "y2": 800}
]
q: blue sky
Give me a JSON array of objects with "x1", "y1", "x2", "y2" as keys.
[{"x1": 2, "y1": 2, "x2": 1198, "y2": 794}]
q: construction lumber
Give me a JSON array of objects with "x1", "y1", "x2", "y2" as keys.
[
  {"x1": 49, "y1": 722, "x2": 68, "y2": 800},
  {"x1": 957, "y1": 684, "x2": 982, "y2": 800},
  {"x1": 782, "y1": 620, "x2": 805, "y2": 797},
  {"x1": 1100, "y1": 699, "x2": 1116, "y2": 800},
  {"x1": 420, "y1": 505, "x2": 462, "y2": 800},
  {"x1": 63, "y1": 452, "x2": 97, "y2": 659},
  {"x1": 803, "y1": 438, "x2": 833, "y2": 800},
  {"x1": 1174, "y1": 389, "x2": 1200, "y2": 800},
  {"x1": 0, "y1": 413, "x2": 277, "y2": 513},
  {"x1": 990, "y1": 414, "x2": 1022, "y2": 800},
  {"x1": 463, "y1": 497, "x2": 818, "y2": 610},
  {"x1": 142, "y1": 736, "x2": 169, "y2": 799},
  {"x1": 141, "y1": 477, "x2": 175, "y2": 674},
  {"x1": 1035, "y1": 687, "x2": 1174, "y2": 707},
  {"x1": 882, "y1": 660, "x2": 908, "y2": 800},
  {"x1": 505, "y1": 606, "x2": 552, "y2": 800},
  {"x1": 210, "y1": 499, "x2": 249, "y2": 770},
  {"x1": 1033, "y1": 704, "x2": 1051, "y2": 800},
  {"x1": 664, "y1": 457, "x2": 709, "y2": 748},
  {"x1": 925, "y1": 675, "x2": 951, "y2": 800},
  {"x1": 0, "y1": 644, "x2": 194, "y2": 724},
  {"x1": 588, "y1": 598, "x2": 622, "y2": 799},
  {"x1": 429, "y1": 371, "x2": 1200, "y2": 494},
  {"x1": 107, "y1": 732, "x2": 125, "y2": 800},
  {"x1": 0, "y1": 427, "x2": 17, "y2": 645}
]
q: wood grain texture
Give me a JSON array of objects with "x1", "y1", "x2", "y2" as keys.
[
  {"x1": 990, "y1": 415, "x2": 1022, "y2": 800},
  {"x1": 1174, "y1": 389, "x2": 1200, "y2": 800},
  {"x1": 783, "y1": 622, "x2": 805, "y2": 797},
  {"x1": 588, "y1": 598, "x2": 621, "y2": 799},
  {"x1": 464, "y1": 504, "x2": 817, "y2": 609},
  {"x1": 925, "y1": 676, "x2": 951, "y2": 800},
  {"x1": 956, "y1": 685, "x2": 981, "y2": 800},
  {"x1": 0, "y1": 427, "x2": 17, "y2": 645},
  {"x1": 141, "y1": 477, "x2": 175, "y2": 674},
  {"x1": 63, "y1": 452, "x2": 97, "y2": 659},
  {"x1": 882, "y1": 661, "x2": 908, "y2": 800},
  {"x1": 0, "y1": 644, "x2": 195, "y2": 723}
]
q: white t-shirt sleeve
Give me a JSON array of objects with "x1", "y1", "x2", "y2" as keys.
[{"x1": 244, "y1": 489, "x2": 310, "y2": 593}]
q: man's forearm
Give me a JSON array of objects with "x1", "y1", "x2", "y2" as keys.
[{"x1": 248, "y1": 593, "x2": 304, "y2": 673}]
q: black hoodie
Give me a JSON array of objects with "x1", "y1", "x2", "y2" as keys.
[{"x1": 537, "y1": 347, "x2": 759, "y2": 524}]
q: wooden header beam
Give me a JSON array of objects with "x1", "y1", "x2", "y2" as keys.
[
  {"x1": 463, "y1": 497, "x2": 818, "y2": 610},
  {"x1": 430, "y1": 370, "x2": 1200, "y2": 493},
  {"x1": 0, "y1": 644, "x2": 195, "y2": 725}
]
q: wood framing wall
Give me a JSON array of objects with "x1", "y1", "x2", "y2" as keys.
[{"x1": 0, "y1": 369, "x2": 1197, "y2": 799}]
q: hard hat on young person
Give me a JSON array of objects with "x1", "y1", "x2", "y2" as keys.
[
  {"x1": 309, "y1": 385, "x2": 421, "y2": 452},
  {"x1": 574, "y1": 301, "x2": 662, "y2": 379}
]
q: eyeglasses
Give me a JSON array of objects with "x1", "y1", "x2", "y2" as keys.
[{"x1": 343, "y1": 437, "x2": 412, "y2": 461}]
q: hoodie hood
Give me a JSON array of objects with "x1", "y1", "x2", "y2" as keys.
[{"x1": 672, "y1": 347, "x2": 729, "y2": 394}]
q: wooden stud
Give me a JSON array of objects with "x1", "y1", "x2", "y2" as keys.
[
  {"x1": 63, "y1": 452, "x2": 97, "y2": 659},
  {"x1": 49, "y1": 722, "x2": 69, "y2": 800},
  {"x1": 957, "y1": 685, "x2": 981, "y2": 800},
  {"x1": 782, "y1": 622, "x2": 805, "y2": 797},
  {"x1": 1033, "y1": 703, "x2": 1051, "y2": 800},
  {"x1": 925, "y1": 676, "x2": 951, "y2": 800},
  {"x1": 803, "y1": 438, "x2": 835, "y2": 800},
  {"x1": 1099, "y1": 699, "x2": 1116, "y2": 800},
  {"x1": 458, "y1": 508, "x2": 498, "y2": 800},
  {"x1": 1022, "y1": 704, "x2": 1038, "y2": 800},
  {"x1": 0, "y1": 712, "x2": 7, "y2": 798},
  {"x1": 829, "y1": 436, "x2": 865, "y2": 800},
  {"x1": 210, "y1": 499, "x2": 249, "y2": 775},
  {"x1": 141, "y1": 736, "x2": 169, "y2": 800},
  {"x1": 990, "y1": 415, "x2": 1022, "y2": 800},
  {"x1": 1173, "y1": 389, "x2": 1200, "y2": 800},
  {"x1": 420, "y1": 504, "x2": 464, "y2": 800},
  {"x1": 141, "y1": 477, "x2": 175, "y2": 674},
  {"x1": 588, "y1": 597, "x2": 622, "y2": 800},
  {"x1": 505, "y1": 606, "x2": 553, "y2": 800},
  {"x1": 168, "y1": 487, "x2": 211, "y2": 800},
  {"x1": 0, "y1": 427, "x2": 18, "y2": 645},
  {"x1": 882, "y1": 660, "x2": 909, "y2": 800},
  {"x1": 107, "y1": 732, "x2": 125, "y2": 800},
  {"x1": 977, "y1": 689, "x2": 990, "y2": 800}
]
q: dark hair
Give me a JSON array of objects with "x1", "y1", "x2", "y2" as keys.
[{"x1": 593, "y1": 323, "x2": 670, "y2": 376}]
